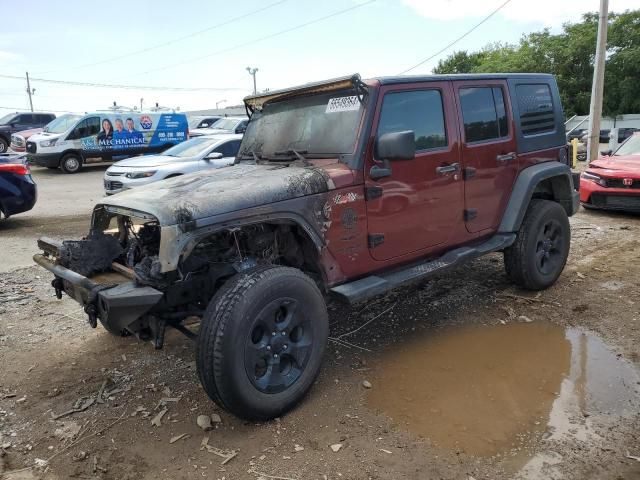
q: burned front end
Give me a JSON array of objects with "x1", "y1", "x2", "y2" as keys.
[{"x1": 35, "y1": 202, "x2": 321, "y2": 347}]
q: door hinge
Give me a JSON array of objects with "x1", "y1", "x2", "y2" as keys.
[
  {"x1": 464, "y1": 209, "x2": 478, "y2": 221},
  {"x1": 368, "y1": 233, "x2": 385, "y2": 248},
  {"x1": 463, "y1": 167, "x2": 477, "y2": 180},
  {"x1": 365, "y1": 186, "x2": 383, "y2": 201}
]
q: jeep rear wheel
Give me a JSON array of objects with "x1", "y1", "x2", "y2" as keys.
[
  {"x1": 196, "y1": 266, "x2": 328, "y2": 421},
  {"x1": 504, "y1": 199, "x2": 570, "y2": 290}
]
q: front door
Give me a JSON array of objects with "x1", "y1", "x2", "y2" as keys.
[
  {"x1": 365, "y1": 82, "x2": 464, "y2": 261},
  {"x1": 455, "y1": 81, "x2": 518, "y2": 233}
]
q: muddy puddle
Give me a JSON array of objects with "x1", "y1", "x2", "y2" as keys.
[{"x1": 366, "y1": 322, "x2": 640, "y2": 459}]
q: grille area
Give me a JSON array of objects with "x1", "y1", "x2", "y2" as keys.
[
  {"x1": 590, "y1": 193, "x2": 640, "y2": 211},
  {"x1": 604, "y1": 178, "x2": 640, "y2": 189},
  {"x1": 26, "y1": 141, "x2": 37, "y2": 153},
  {"x1": 104, "y1": 180, "x2": 123, "y2": 190}
]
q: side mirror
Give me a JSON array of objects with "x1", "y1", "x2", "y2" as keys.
[
  {"x1": 236, "y1": 126, "x2": 246, "y2": 134},
  {"x1": 600, "y1": 149, "x2": 613, "y2": 157},
  {"x1": 375, "y1": 131, "x2": 415, "y2": 161},
  {"x1": 200, "y1": 123, "x2": 209, "y2": 128},
  {"x1": 205, "y1": 152, "x2": 223, "y2": 160}
]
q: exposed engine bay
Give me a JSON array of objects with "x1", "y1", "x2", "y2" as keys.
[{"x1": 39, "y1": 210, "x2": 318, "y2": 346}]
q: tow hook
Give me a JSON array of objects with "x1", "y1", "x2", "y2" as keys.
[
  {"x1": 52, "y1": 278, "x2": 63, "y2": 299},
  {"x1": 85, "y1": 304, "x2": 98, "y2": 328}
]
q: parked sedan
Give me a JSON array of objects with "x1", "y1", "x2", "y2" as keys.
[
  {"x1": 103, "y1": 134, "x2": 242, "y2": 195},
  {"x1": 580, "y1": 133, "x2": 640, "y2": 212},
  {"x1": 190, "y1": 117, "x2": 248, "y2": 137},
  {"x1": 0, "y1": 153, "x2": 37, "y2": 220}
]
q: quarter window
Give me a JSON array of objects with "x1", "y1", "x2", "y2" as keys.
[
  {"x1": 459, "y1": 87, "x2": 509, "y2": 143},
  {"x1": 516, "y1": 84, "x2": 555, "y2": 136},
  {"x1": 377, "y1": 90, "x2": 447, "y2": 151}
]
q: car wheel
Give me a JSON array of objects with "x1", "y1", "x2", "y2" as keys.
[
  {"x1": 504, "y1": 199, "x2": 570, "y2": 290},
  {"x1": 0, "y1": 138, "x2": 8, "y2": 153},
  {"x1": 60, "y1": 154, "x2": 83, "y2": 174},
  {"x1": 197, "y1": 266, "x2": 328, "y2": 421}
]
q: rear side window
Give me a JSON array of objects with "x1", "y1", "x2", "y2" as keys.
[
  {"x1": 37, "y1": 114, "x2": 54, "y2": 124},
  {"x1": 377, "y1": 90, "x2": 447, "y2": 151},
  {"x1": 459, "y1": 87, "x2": 509, "y2": 143},
  {"x1": 516, "y1": 84, "x2": 555, "y2": 136}
]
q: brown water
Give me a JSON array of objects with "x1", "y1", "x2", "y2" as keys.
[{"x1": 366, "y1": 322, "x2": 640, "y2": 457}]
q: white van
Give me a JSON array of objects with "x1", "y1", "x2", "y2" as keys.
[{"x1": 27, "y1": 111, "x2": 189, "y2": 173}]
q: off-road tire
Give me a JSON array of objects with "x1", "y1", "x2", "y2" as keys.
[
  {"x1": 0, "y1": 138, "x2": 8, "y2": 153},
  {"x1": 196, "y1": 266, "x2": 328, "y2": 421},
  {"x1": 60, "y1": 153, "x2": 82, "y2": 174},
  {"x1": 504, "y1": 199, "x2": 570, "y2": 290}
]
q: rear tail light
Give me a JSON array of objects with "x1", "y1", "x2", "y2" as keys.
[{"x1": 0, "y1": 164, "x2": 30, "y2": 175}]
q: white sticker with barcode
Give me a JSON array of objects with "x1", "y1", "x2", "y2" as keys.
[{"x1": 326, "y1": 96, "x2": 360, "y2": 113}]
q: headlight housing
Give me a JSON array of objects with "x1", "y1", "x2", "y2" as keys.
[
  {"x1": 581, "y1": 171, "x2": 608, "y2": 187},
  {"x1": 125, "y1": 171, "x2": 156, "y2": 179},
  {"x1": 39, "y1": 137, "x2": 59, "y2": 147}
]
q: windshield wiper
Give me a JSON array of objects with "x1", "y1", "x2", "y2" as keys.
[{"x1": 273, "y1": 149, "x2": 310, "y2": 164}]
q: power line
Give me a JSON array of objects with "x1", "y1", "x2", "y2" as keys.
[
  {"x1": 0, "y1": 105, "x2": 72, "y2": 113},
  {"x1": 397, "y1": 0, "x2": 513, "y2": 75},
  {"x1": 35, "y1": 0, "x2": 289, "y2": 75},
  {"x1": 0, "y1": 74, "x2": 249, "y2": 92},
  {"x1": 126, "y1": 0, "x2": 378, "y2": 78}
]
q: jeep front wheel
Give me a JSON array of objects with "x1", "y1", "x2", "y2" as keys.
[
  {"x1": 504, "y1": 199, "x2": 570, "y2": 290},
  {"x1": 196, "y1": 266, "x2": 328, "y2": 421}
]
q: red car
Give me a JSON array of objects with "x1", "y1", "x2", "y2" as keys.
[
  {"x1": 10, "y1": 127, "x2": 43, "y2": 153},
  {"x1": 580, "y1": 133, "x2": 640, "y2": 212}
]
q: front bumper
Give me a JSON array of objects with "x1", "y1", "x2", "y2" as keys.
[
  {"x1": 579, "y1": 178, "x2": 640, "y2": 212},
  {"x1": 34, "y1": 248, "x2": 163, "y2": 333},
  {"x1": 28, "y1": 152, "x2": 63, "y2": 168}
]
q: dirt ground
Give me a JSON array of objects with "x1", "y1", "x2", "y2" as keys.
[{"x1": 1, "y1": 165, "x2": 639, "y2": 479}]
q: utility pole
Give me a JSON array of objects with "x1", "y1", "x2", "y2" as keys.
[
  {"x1": 25, "y1": 72, "x2": 35, "y2": 112},
  {"x1": 246, "y1": 67, "x2": 258, "y2": 95},
  {"x1": 587, "y1": 0, "x2": 609, "y2": 163}
]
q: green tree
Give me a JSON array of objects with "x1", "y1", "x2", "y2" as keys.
[{"x1": 432, "y1": 10, "x2": 639, "y2": 117}]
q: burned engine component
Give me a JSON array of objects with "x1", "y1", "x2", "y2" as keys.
[{"x1": 59, "y1": 232, "x2": 123, "y2": 277}]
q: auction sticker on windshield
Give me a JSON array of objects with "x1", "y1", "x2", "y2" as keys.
[{"x1": 326, "y1": 96, "x2": 360, "y2": 113}]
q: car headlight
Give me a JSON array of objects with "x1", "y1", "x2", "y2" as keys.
[
  {"x1": 39, "y1": 138, "x2": 59, "y2": 147},
  {"x1": 125, "y1": 171, "x2": 156, "y2": 179},
  {"x1": 581, "y1": 171, "x2": 608, "y2": 187}
]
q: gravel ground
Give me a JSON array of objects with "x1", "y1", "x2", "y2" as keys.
[{"x1": 0, "y1": 168, "x2": 639, "y2": 480}]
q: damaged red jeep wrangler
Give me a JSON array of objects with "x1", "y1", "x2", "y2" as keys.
[{"x1": 35, "y1": 73, "x2": 578, "y2": 420}]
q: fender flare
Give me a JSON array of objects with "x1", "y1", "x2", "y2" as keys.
[{"x1": 499, "y1": 161, "x2": 579, "y2": 233}]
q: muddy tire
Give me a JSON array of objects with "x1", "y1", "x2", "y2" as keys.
[
  {"x1": 60, "y1": 153, "x2": 82, "y2": 174},
  {"x1": 504, "y1": 199, "x2": 570, "y2": 290},
  {"x1": 196, "y1": 266, "x2": 328, "y2": 421}
]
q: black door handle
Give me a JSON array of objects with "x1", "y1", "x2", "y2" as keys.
[
  {"x1": 497, "y1": 152, "x2": 516, "y2": 163},
  {"x1": 435, "y1": 163, "x2": 460, "y2": 175}
]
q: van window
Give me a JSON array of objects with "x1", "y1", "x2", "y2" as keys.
[
  {"x1": 67, "y1": 117, "x2": 101, "y2": 140},
  {"x1": 377, "y1": 90, "x2": 447, "y2": 151},
  {"x1": 516, "y1": 84, "x2": 555, "y2": 136},
  {"x1": 459, "y1": 87, "x2": 508, "y2": 143}
]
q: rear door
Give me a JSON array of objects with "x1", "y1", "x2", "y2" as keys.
[
  {"x1": 455, "y1": 81, "x2": 518, "y2": 233},
  {"x1": 365, "y1": 82, "x2": 464, "y2": 261},
  {"x1": 14, "y1": 114, "x2": 35, "y2": 131}
]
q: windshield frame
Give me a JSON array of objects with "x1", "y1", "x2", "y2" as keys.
[
  {"x1": 239, "y1": 88, "x2": 369, "y2": 165},
  {"x1": 613, "y1": 134, "x2": 640, "y2": 158},
  {"x1": 44, "y1": 114, "x2": 83, "y2": 134}
]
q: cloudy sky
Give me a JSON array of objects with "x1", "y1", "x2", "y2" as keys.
[{"x1": 0, "y1": 0, "x2": 636, "y2": 114}]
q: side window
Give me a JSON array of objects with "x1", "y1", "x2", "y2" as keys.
[
  {"x1": 516, "y1": 84, "x2": 555, "y2": 136},
  {"x1": 17, "y1": 114, "x2": 34, "y2": 124},
  {"x1": 67, "y1": 117, "x2": 100, "y2": 140},
  {"x1": 85, "y1": 117, "x2": 101, "y2": 136},
  {"x1": 37, "y1": 114, "x2": 53, "y2": 124},
  {"x1": 377, "y1": 90, "x2": 447, "y2": 151},
  {"x1": 459, "y1": 87, "x2": 509, "y2": 143},
  {"x1": 214, "y1": 140, "x2": 241, "y2": 157},
  {"x1": 236, "y1": 120, "x2": 248, "y2": 133}
]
